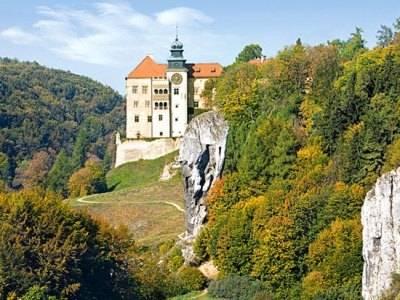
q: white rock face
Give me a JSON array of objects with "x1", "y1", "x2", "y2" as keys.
[
  {"x1": 362, "y1": 167, "x2": 400, "y2": 300},
  {"x1": 178, "y1": 111, "x2": 228, "y2": 263}
]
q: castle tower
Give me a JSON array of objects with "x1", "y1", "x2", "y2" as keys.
[{"x1": 166, "y1": 35, "x2": 188, "y2": 137}]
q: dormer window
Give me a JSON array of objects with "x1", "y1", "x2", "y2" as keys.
[{"x1": 211, "y1": 67, "x2": 216, "y2": 72}]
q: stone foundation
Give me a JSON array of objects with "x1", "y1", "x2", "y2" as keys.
[{"x1": 115, "y1": 137, "x2": 180, "y2": 167}]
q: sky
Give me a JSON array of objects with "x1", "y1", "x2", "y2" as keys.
[{"x1": 0, "y1": 1, "x2": 399, "y2": 93}]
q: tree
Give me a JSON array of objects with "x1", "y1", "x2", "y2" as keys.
[
  {"x1": 46, "y1": 150, "x2": 72, "y2": 196},
  {"x1": 70, "y1": 128, "x2": 89, "y2": 171},
  {"x1": 302, "y1": 218, "x2": 362, "y2": 299},
  {"x1": 377, "y1": 25, "x2": 394, "y2": 47},
  {"x1": 0, "y1": 189, "x2": 140, "y2": 299},
  {"x1": 68, "y1": 159, "x2": 107, "y2": 197},
  {"x1": 16, "y1": 151, "x2": 53, "y2": 189},
  {"x1": 0, "y1": 153, "x2": 9, "y2": 187},
  {"x1": 213, "y1": 209, "x2": 255, "y2": 276},
  {"x1": 235, "y1": 44, "x2": 263, "y2": 63},
  {"x1": 215, "y1": 63, "x2": 259, "y2": 122},
  {"x1": 200, "y1": 78, "x2": 217, "y2": 108}
]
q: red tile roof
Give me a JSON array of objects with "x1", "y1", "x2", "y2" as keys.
[
  {"x1": 189, "y1": 63, "x2": 223, "y2": 78},
  {"x1": 127, "y1": 56, "x2": 223, "y2": 79},
  {"x1": 127, "y1": 56, "x2": 166, "y2": 78}
]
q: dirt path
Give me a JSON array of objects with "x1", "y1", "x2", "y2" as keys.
[
  {"x1": 192, "y1": 290, "x2": 208, "y2": 299},
  {"x1": 76, "y1": 194, "x2": 185, "y2": 212}
]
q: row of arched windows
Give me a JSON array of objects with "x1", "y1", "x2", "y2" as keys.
[
  {"x1": 154, "y1": 89, "x2": 168, "y2": 95},
  {"x1": 155, "y1": 102, "x2": 168, "y2": 110}
]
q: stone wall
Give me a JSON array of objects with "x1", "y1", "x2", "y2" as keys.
[{"x1": 115, "y1": 137, "x2": 180, "y2": 167}]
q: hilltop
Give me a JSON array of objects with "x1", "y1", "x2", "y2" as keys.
[{"x1": 0, "y1": 58, "x2": 124, "y2": 189}]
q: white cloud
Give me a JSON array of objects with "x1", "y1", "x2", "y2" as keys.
[
  {"x1": 0, "y1": 27, "x2": 38, "y2": 45},
  {"x1": 0, "y1": 2, "x2": 223, "y2": 66},
  {"x1": 155, "y1": 7, "x2": 213, "y2": 26}
]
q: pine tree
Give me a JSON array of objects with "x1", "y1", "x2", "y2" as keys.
[{"x1": 46, "y1": 150, "x2": 72, "y2": 196}]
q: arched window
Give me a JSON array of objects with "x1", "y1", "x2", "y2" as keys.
[
  {"x1": 164, "y1": 89, "x2": 168, "y2": 94},
  {"x1": 163, "y1": 102, "x2": 168, "y2": 109},
  {"x1": 159, "y1": 89, "x2": 163, "y2": 94},
  {"x1": 155, "y1": 102, "x2": 159, "y2": 110},
  {"x1": 154, "y1": 89, "x2": 158, "y2": 94}
]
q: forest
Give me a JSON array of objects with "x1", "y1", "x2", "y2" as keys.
[
  {"x1": 194, "y1": 18, "x2": 400, "y2": 299},
  {"x1": 1, "y1": 17, "x2": 400, "y2": 300},
  {"x1": 0, "y1": 58, "x2": 125, "y2": 195}
]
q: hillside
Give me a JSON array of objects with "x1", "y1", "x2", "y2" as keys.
[
  {"x1": 69, "y1": 152, "x2": 185, "y2": 245},
  {"x1": 0, "y1": 58, "x2": 125, "y2": 189},
  {"x1": 187, "y1": 31, "x2": 400, "y2": 299}
]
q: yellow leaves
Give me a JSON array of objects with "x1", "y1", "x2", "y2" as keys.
[
  {"x1": 304, "y1": 217, "x2": 362, "y2": 292},
  {"x1": 301, "y1": 271, "x2": 328, "y2": 299},
  {"x1": 382, "y1": 137, "x2": 400, "y2": 173},
  {"x1": 233, "y1": 196, "x2": 266, "y2": 211},
  {"x1": 344, "y1": 122, "x2": 364, "y2": 142},
  {"x1": 297, "y1": 144, "x2": 324, "y2": 161},
  {"x1": 300, "y1": 97, "x2": 322, "y2": 133}
]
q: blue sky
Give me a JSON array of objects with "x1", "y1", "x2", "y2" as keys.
[{"x1": 1, "y1": 0, "x2": 399, "y2": 93}]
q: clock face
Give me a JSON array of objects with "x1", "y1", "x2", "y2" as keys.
[{"x1": 171, "y1": 73, "x2": 183, "y2": 85}]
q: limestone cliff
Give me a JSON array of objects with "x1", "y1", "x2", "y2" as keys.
[
  {"x1": 362, "y1": 167, "x2": 400, "y2": 299},
  {"x1": 178, "y1": 111, "x2": 228, "y2": 263}
]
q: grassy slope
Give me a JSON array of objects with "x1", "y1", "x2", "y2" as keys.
[
  {"x1": 107, "y1": 151, "x2": 178, "y2": 191},
  {"x1": 69, "y1": 152, "x2": 184, "y2": 245}
]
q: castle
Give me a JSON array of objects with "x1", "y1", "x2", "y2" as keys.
[
  {"x1": 125, "y1": 35, "x2": 222, "y2": 139},
  {"x1": 115, "y1": 36, "x2": 222, "y2": 167}
]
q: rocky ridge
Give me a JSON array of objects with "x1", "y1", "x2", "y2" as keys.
[
  {"x1": 362, "y1": 167, "x2": 400, "y2": 299},
  {"x1": 178, "y1": 111, "x2": 228, "y2": 264}
]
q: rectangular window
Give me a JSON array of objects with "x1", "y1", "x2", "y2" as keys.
[
  {"x1": 194, "y1": 101, "x2": 199, "y2": 108},
  {"x1": 132, "y1": 86, "x2": 138, "y2": 94},
  {"x1": 175, "y1": 117, "x2": 178, "y2": 122},
  {"x1": 159, "y1": 114, "x2": 163, "y2": 121},
  {"x1": 147, "y1": 116, "x2": 152, "y2": 122},
  {"x1": 174, "y1": 88, "x2": 179, "y2": 95},
  {"x1": 160, "y1": 131, "x2": 163, "y2": 136},
  {"x1": 142, "y1": 85, "x2": 148, "y2": 94},
  {"x1": 134, "y1": 115, "x2": 139, "y2": 122},
  {"x1": 145, "y1": 100, "x2": 150, "y2": 108},
  {"x1": 133, "y1": 101, "x2": 139, "y2": 108}
]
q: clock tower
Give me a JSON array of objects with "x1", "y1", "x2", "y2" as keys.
[{"x1": 167, "y1": 34, "x2": 188, "y2": 137}]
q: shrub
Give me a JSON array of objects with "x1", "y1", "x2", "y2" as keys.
[
  {"x1": 68, "y1": 159, "x2": 107, "y2": 197},
  {"x1": 0, "y1": 189, "x2": 140, "y2": 299},
  {"x1": 175, "y1": 266, "x2": 207, "y2": 293},
  {"x1": 208, "y1": 275, "x2": 271, "y2": 300}
]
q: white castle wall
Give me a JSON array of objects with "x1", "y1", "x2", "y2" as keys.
[{"x1": 115, "y1": 137, "x2": 181, "y2": 167}]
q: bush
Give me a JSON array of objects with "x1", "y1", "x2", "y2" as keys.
[
  {"x1": 167, "y1": 247, "x2": 184, "y2": 272},
  {"x1": 193, "y1": 227, "x2": 210, "y2": 262},
  {"x1": 208, "y1": 275, "x2": 271, "y2": 300},
  {"x1": 68, "y1": 159, "x2": 107, "y2": 197},
  {"x1": 20, "y1": 286, "x2": 56, "y2": 300},
  {"x1": 175, "y1": 266, "x2": 207, "y2": 294},
  {"x1": 0, "y1": 189, "x2": 140, "y2": 299}
]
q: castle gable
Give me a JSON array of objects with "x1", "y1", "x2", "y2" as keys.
[{"x1": 127, "y1": 56, "x2": 167, "y2": 78}]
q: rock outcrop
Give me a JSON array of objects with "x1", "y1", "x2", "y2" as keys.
[
  {"x1": 362, "y1": 167, "x2": 400, "y2": 299},
  {"x1": 178, "y1": 111, "x2": 228, "y2": 263}
]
